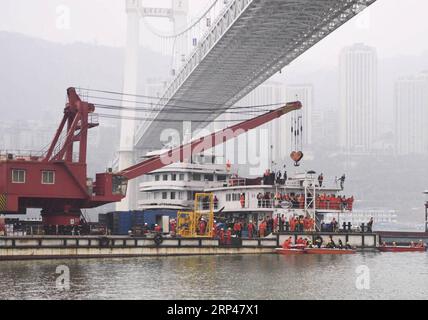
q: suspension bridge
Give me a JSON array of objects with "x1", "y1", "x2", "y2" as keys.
[
  {"x1": 130, "y1": 0, "x2": 377, "y2": 151},
  {"x1": 88, "y1": 0, "x2": 377, "y2": 210}
]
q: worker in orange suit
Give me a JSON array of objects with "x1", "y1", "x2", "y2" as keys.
[
  {"x1": 303, "y1": 217, "x2": 309, "y2": 231},
  {"x1": 319, "y1": 194, "x2": 325, "y2": 209},
  {"x1": 219, "y1": 228, "x2": 225, "y2": 244},
  {"x1": 259, "y1": 220, "x2": 266, "y2": 238},
  {"x1": 233, "y1": 221, "x2": 242, "y2": 237},
  {"x1": 289, "y1": 216, "x2": 295, "y2": 232},
  {"x1": 240, "y1": 193, "x2": 245, "y2": 208},
  {"x1": 309, "y1": 218, "x2": 315, "y2": 231},
  {"x1": 248, "y1": 221, "x2": 254, "y2": 239},
  {"x1": 298, "y1": 194, "x2": 304, "y2": 209},
  {"x1": 169, "y1": 219, "x2": 176, "y2": 234},
  {"x1": 326, "y1": 195, "x2": 331, "y2": 210},
  {"x1": 347, "y1": 196, "x2": 354, "y2": 211},
  {"x1": 282, "y1": 236, "x2": 293, "y2": 249},
  {"x1": 211, "y1": 226, "x2": 216, "y2": 238},
  {"x1": 226, "y1": 228, "x2": 232, "y2": 245},
  {"x1": 199, "y1": 219, "x2": 206, "y2": 235}
]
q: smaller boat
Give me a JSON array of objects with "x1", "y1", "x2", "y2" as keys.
[
  {"x1": 304, "y1": 247, "x2": 356, "y2": 255},
  {"x1": 378, "y1": 246, "x2": 426, "y2": 253},
  {"x1": 275, "y1": 248, "x2": 305, "y2": 255}
]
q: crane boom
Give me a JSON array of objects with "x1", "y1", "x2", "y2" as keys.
[
  {"x1": 119, "y1": 101, "x2": 302, "y2": 180},
  {"x1": 0, "y1": 87, "x2": 301, "y2": 227}
]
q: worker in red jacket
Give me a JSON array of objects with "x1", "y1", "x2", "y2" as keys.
[{"x1": 154, "y1": 224, "x2": 162, "y2": 233}]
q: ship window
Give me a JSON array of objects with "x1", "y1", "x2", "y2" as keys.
[
  {"x1": 205, "y1": 174, "x2": 214, "y2": 182},
  {"x1": 171, "y1": 174, "x2": 177, "y2": 181},
  {"x1": 11, "y1": 169, "x2": 26, "y2": 184},
  {"x1": 226, "y1": 194, "x2": 231, "y2": 202},
  {"x1": 232, "y1": 193, "x2": 240, "y2": 201},
  {"x1": 171, "y1": 192, "x2": 176, "y2": 200},
  {"x1": 178, "y1": 192, "x2": 184, "y2": 200},
  {"x1": 217, "y1": 175, "x2": 226, "y2": 182},
  {"x1": 187, "y1": 191, "x2": 193, "y2": 200},
  {"x1": 193, "y1": 173, "x2": 201, "y2": 181},
  {"x1": 155, "y1": 175, "x2": 160, "y2": 181},
  {"x1": 163, "y1": 174, "x2": 168, "y2": 181},
  {"x1": 42, "y1": 171, "x2": 55, "y2": 184},
  {"x1": 179, "y1": 174, "x2": 185, "y2": 181},
  {"x1": 162, "y1": 192, "x2": 168, "y2": 200}
]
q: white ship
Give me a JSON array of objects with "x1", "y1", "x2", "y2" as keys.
[{"x1": 138, "y1": 152, "x2": 357, "y2": 232}]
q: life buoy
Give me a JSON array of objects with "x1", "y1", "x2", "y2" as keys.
[
  {"x1": 154, "y1": 234, "x2": 163, "y2": 246},
  {"x1": 99, "y1": 237, "x2": 110, "y2": 247}
]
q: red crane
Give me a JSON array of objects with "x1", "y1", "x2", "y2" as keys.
[{"x1": 0, "y1": 88, "x2": 302, "y2": 226}]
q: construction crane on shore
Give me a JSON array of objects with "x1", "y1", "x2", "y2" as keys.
[{"x1": 0, "y1": 88, "x2": 301, "y2": 227}]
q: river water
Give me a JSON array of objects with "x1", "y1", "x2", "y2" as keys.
[{"x1": 0, "y1": 252, "x2": 427, "y2": 300}]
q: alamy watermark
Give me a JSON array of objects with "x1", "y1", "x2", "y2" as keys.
[
  {"x1": 56, "y1": 5, "x2": 71, "y2": 30},
  {"x1": 355, "y1": 265, "x2": 370, "y2": 290},
  {"x1": 55, "y1": 265, "x2": 70, "y2": 291},
  {"x1": 159, "y1": 125, "x2": 273, "y2": 175}
]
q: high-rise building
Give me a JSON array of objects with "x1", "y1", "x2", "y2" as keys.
[
  {"x1": 339, "y1": 43, "x2": 378, "y2": 153},
  {"x1": 394, "y1": 72, "x2": 428, "y2": 155}
]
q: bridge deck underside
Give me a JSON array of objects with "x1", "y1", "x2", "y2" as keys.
[{"x1": 135, "y1": 0, "x2": 376, "y2": 149}]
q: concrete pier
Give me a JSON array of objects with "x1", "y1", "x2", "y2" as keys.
[
  {"x1": 0, "y1": 232, "x2": 380, "y2": 260},
  {"x1": 0, "y1": 236, "x2": 278, "y2": 260}
]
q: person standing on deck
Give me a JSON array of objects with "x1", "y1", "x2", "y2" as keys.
[
  {"x1": 339, "y1": 174, "x2": 346, "y2": 190},
  {"x1": 318, "y1": 173, "x2": 324, "y2": 187},
  {"x1": 367, "y1": 217, "x2": 374, "y2": 233},
  {"x1": 274, "y1": 215, "x2": 279, "y2": 232}
]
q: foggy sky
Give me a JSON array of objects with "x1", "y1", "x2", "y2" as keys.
[{"x1": 1, "y1": 0, "x2": 428, "y2": 65}]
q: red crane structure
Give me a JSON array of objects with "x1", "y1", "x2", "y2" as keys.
[{"x1": 0, "y1": 88, "x2": 302, "y2": 226}]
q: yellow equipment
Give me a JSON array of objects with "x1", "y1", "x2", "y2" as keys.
[{"x1": 177, "y1": 193, "x2": 215, "y2": 238}]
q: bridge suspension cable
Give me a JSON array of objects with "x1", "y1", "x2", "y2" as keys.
[{"x1": 78, "y1": 87, "x2": 291, "y2": 111}]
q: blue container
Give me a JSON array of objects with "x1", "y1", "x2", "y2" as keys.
[
  {"x1": 111, "y1": 211, "x2": 133, "y2": 235},
  {"x1": 132, "y1": 211, "x2": 145, "y2": 226}
]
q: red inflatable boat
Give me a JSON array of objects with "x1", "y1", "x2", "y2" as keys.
[
  {"x1": 304, "y1": 248, "x2": 356, "y2": 255},
  {"x1": 275, "y1": 248, "x2": 305, "y2": 255},
  {"x1": 378, "y1": 246, "x2": 426, "y2": 253}
]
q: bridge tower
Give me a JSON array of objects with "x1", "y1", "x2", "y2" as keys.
[
  {"x1": 424, "y1": 190, "x2": 428, "y2": 233},
  {"x1": 117, "y1": 0, "x2": 189, "y2": 211}
]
